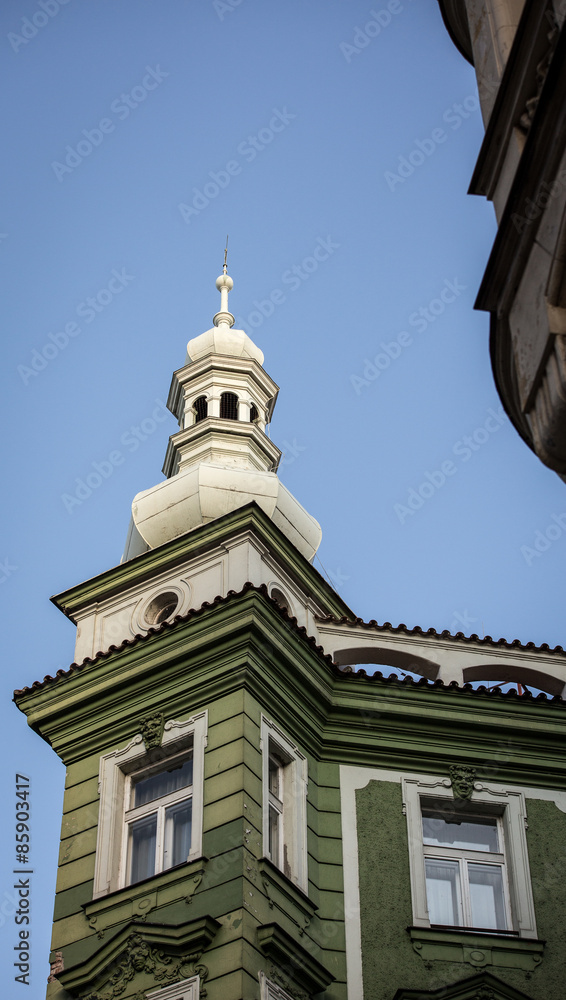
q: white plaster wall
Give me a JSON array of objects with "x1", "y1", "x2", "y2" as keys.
[{"x1": 71, "y1": 534, "x2": 319, "y2": 664}]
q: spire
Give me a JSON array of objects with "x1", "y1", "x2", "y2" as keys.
[
  {"x1": 121, "y1": 252, "x2": 322, "y2": 564},
  {"x1": 213, "y1": 236, "x2": 235, "y2": 328}
]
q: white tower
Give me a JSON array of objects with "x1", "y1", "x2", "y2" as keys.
[{"x1": 123, "y1": 265, "x2": 322, "y2": 562}]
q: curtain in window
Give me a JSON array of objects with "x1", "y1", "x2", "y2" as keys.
[
  {"x1": 468, "y1": 862, "x2": 506, "y2": 929},
  {"x1": 425, "y1": 858, "x2": 461, "y2": 925},
  {"x1": 133, "y1": 757, "x2": 193, "y2": 806},
  {"x1": 129, "y1": 815, "x2": 157, "y2": 883},
  {"x1": 165, "y1": 801, "x2": 192, "y2": 868}
]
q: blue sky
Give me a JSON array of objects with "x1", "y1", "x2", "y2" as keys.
[{"x1": 2, "y1": 0, "x2": 566, "y2": 993}]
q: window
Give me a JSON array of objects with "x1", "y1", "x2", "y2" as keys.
[
  {"x1": 143, "y1": 591, "x2": 179, "y2": 626},
  {"x1": 267, "y1": 749, "x2": 285, "y2": 871},
  {"x1": 421, "y1": 806, "x2": 510, "y2": 931},
  {"x1": 249, "y1": 403, "x2": 259, "y2": 422},
  {"x1": 94, "y1": 713, "x2": 206, "y2": 898},
  {"x1": 147, "y1": 977, "x2": 199, "y2": 1000},
  {"x1": 220, "y1": 391, "x2": 238, "y2": 420},
  {"x1": 125, "y1": 752, "x2": 193, "y2": 885},
  {"x1": 270, "y1": 587, "x2": 291, "y2": 614},
  {"x1": 259, "y1": 972, "x2": 295, "y2": 1000},
  {"x1": 193, "y1": 395, "x2": 208, "y2": 423},
  {"x1": 261, "y1": 717, "x2": 308, "y2": 892},
  {"x1": 402, "y1": 776, "x2": 537, "y2": 939}
]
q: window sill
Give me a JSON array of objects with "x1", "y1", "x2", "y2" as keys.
[
  {"x1": 84, "y1": 857, "x2": 208, "y2": 937},
  {"x1": 258, "y1": 857, "x2": 317, "y2": 920},
  {"x1": 257, "y1": 922, "x2": 334, "y2": 995},
  {"x1": 408, "y1": 926, "x2": 545, "y2": 971}
]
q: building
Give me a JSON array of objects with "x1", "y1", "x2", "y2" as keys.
[
  {"x1": 437, "y1": 0, "x2": 566, "y2": 479},
  {"x1": 15, "y1": 271, "x2": 566, "y2": 1000}
]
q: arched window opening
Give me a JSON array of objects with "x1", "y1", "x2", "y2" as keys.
[
  {"x1": 271, "y1": 587, "x2": 291, "y2": 614},
  {"x1": 220, "y1": 392, "x2": 239, "y2": 420},
  {"x1": 249, "y1": 403, "x2": 259, "y2": 423},
  {"x1": 193, "y1": 396, "x2": 208, "y2": 423},
  {"x1": 144, "y1": 591, "x2": 180, "y2": 627}
]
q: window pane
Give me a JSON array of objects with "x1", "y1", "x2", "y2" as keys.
[
  {"x1": 164, "y1": 799, "x2": 192, "y2": 868},
  {"x1": 425, "y1": 858, "x2": 461, "y2": 925},
  {"x1": 133, "y1": 755, "x2": 193, "y2": 807},
  {"x1": 268, "y1": 804, "x2": 280, "y2": 863},
  {"x1": 269, "y1": 755, "x2": 280, "y2": 797},
  {"x1": 469, "y1": 863, "x2": 507, "y2": 930},
  {"x1": 129, "y1": 815, "x2": 157, "y2": 884},
  {"x1": 422, "y1": 814, "x2": 499, "y2": 852}
]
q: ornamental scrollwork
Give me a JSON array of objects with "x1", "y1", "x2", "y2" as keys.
[
  {"x1": 79, "y1": 935, "x2": 209, "y2": 1000},
  {"x1": 268, "y1": 964, "x2": 308, "y2": 1000}
]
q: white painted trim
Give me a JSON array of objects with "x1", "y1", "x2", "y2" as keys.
[
  {"x1": 402, "y1": 776, "x2": 537, "y2": 937},
  {"x1": 340, "y1": 765, "x2": 365, "y2": 1000},
  {"x1": 132, "y1": 581, "x2": 191, "y2": 633},
  {"x1": 93, "y1": 712, "x2": 207, "y2": 898},
  {"x1": 260, "y1": 715, "x2": 308, "y2": 892}
]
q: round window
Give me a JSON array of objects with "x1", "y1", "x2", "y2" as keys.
[
  {"x1": 271, "y1": 587, "x2": 290, "y2": 613},
  {"x1": 144, "y1": 591, "x2": 180, "y2": 626}
]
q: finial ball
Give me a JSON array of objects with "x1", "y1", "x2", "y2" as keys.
[{"x1": 216, "y1": 274, "x2": 233, "y2": 291}]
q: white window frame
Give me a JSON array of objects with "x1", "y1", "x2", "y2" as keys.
[
  {"x1": 402, "y1": 776, "x2": 538, "y2": 938},
  {"x1": 421, "y1": 806, "x2": 511, "y2": 930},
  {"x1": 261, "y1": 716, "x2": 308, "y2": 893},
  {"x1": 259, "y1": 972, "x2": 295, "y2": 1000},
  {"x1": 146, "y1": 976, "x2": 199, "y2": 1000},
  {"x1": 94, "y1": 713, "x2": 207, "y2": 898},
  {"x1": 122, "y1": 749, "x2": 194, "y2": 885}
]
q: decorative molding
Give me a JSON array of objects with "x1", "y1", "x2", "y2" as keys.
[
  {"x1": 64, "y1": 919, "x2": 220, "y2": 999},
  {"x1": 267, "y1": 966, "x2": 308, "y2": 1000},
  {"x1": 97, "y1": 735, "x2": 143, "y2": 795},
  {"x1": 184, "y1": 872, "x2": 204, "y2": 904},
  {"x1": 79, "y1": 934, "x2": 209, "y2": 1000},
  {"x1": 449, "y1": 764, "x2": 477, "y2": 799},
  {"x1": 393, "y1": 968, "x2": 538, "y2": 999},
  {"x1": 132, "y1": 891, "x2": 157, "y2": 921},
  {"x1": 88, "y1": 914, "x2": 105, "y2": 939},
  {"x1": 164, "y1": 714, "x2": 208, "y2": 747},
  {"x1": 257, "y1": 921, "x2": 334, "y2": 995},
  {"x1": 408, "y1": 927, "x2": 544, "y2": 973},
  {"x1": 93, "y1": 713, "x2": 207, "y2": 898},
  {"x1": 518, "y1": 14, "x2": 560, "y2": 134},
  {"x1": 138, "y1": 711, "x2": 165, "y2": 750}
]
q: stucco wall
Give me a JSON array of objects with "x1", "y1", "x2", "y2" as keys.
[{"x1": 356, "y1": 780, "x2": 566, "y2": 999}]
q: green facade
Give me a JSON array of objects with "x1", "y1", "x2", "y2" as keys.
[{"x1": 15, "y1": 508, "x2": 566, "y2": 1000}]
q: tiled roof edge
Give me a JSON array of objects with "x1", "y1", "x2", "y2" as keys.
[
  {"x1": 13, "y1": 583, "x2": 333, "y2": 698},
  {"x1": 14, "y1": 587, "x2": 565, "y2": 706},
  {"x1": 315, "y1": 613, "x2": 565, "y2": 657}
]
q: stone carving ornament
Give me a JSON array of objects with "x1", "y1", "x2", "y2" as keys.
[
  {"x1": 81, "y1": 934, "x2": 209, "y2": 1000},
  {"x1": 138, "y1": 711, "x2": 165, "y2": 750},
  {"x1": 449, "y1": 765, "x2": 477, "y2": 800}
]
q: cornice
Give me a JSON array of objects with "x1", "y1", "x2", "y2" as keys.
[
  {"x1": 394, "y1": 967, "x2": 538, "y2": 1000},
  {"x1": 475, "y1": 20, "x2": 566, "y2": 314},
  {"x1": 436, "y1": 1, "x2": 473, "y2": 64},
  {"x1": 18, "y1": 587, "x2": 566, "y2": 710},
  {"x1": 469, "y1": 1, "x2": 558, "y2": 200},
  {"x1": 49, "y1": 502, "x2": 354, "y2": 623}
]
